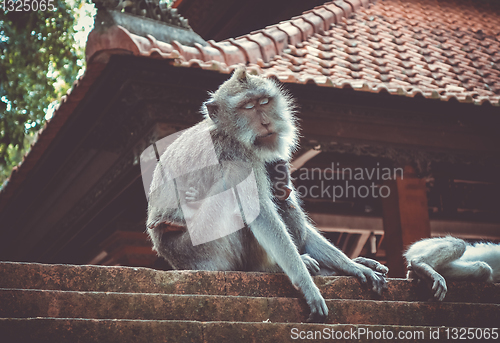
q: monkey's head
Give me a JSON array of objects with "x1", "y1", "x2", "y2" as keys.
[{"x1": 203, "y1": 66, "x2": 298, "y2": 162}]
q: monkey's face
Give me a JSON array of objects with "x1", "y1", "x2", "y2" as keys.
[
  {"x1": 204, "y1": 67, "x2": 298, "y2": 161},
  {"x1": 238, "y1": 96, "x2": 278, "y2": 146}
]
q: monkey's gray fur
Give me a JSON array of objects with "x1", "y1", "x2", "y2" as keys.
[
  {"x1": 405, "y1": 236, "x2": 500, "y2": 301},
  {"x1": 146, "y1": 67, "x2": 388, "y2": 322}
]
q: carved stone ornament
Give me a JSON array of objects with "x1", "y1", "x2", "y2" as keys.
[{"x1": 93, "y1": 0, "x2": 191, "y2": 29}]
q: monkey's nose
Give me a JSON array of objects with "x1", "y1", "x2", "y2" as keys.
[{"x1": 260, "y1": 114, "x2": 271, "y2": 125}]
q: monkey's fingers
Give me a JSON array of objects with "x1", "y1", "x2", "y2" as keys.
[
  {"x1": 354, "y1": 265, "x2": 387, "y2": 295},
  {"x1": 431, "y1": 275, "x2": 447, "y2": 301},
  {"x1": 377, "y1": 264, "x2": 389, "y2": 275},
  {"x1": 354, "y1": 269, "x2": 368, "y2": 284},
  {"x1": 302, "y1": 285, "x2": 328, "y2": 323},
  {"x1": 407, "y1": 269, "x2": 419, "y2": 282},
  {"x1": 301, "y1": 254, "x2": 320, "y2": 274},
  {"x1": 353, "y1": 257, "x2": 389, "y2": 275},
  {"x1": 306, "y1": 297, "x2": 328, "y2": 323},
  {"x1": 185, "y1": 187, "x2": 199, "y2": 202},
  {"x1": 433, "y1": 285, "x2": 447, "y2": 301},
  {"x1": 307, "y1": 311, "x2": 327, "y2": 323},
  {"x1": 370, "y1": 271, "x2": 388, "y2": 295}
]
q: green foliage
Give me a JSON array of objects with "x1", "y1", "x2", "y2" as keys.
[{"x1": 0, "y1": 0, "x2": 86, "y2": 184}]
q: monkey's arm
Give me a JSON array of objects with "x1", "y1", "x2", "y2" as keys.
[
  {"x1": 304, "y1": 225, "x2": 387, "y2": 294},
  {"x1": 275, "y1": 183, "x2": 387, "y2": 293},
  {"x1": 409, "y1": 259, "x2": 447, "y2": 301},
  {"x1": 250, "y1": 198, "x2": 328, "y2": 322}
]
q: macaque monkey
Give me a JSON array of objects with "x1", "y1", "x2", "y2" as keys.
[
  {"x1": 146, "y1": 67, "x2": 388, "y2": 322},
  {"x1": 405, "y1": 236, "x2": 500, "y2": 301}
]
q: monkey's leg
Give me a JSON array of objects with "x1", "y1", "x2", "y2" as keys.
[
  {"x1": 303, "y1": 225, "x2": 387, "y2": 295},
  {"x1": 250, "y1": 203, "x2": 328, "y2": 323},
  {"x1": 150, "y1": 229, "x2": 242, "y2": 271},
  {"x1": 353, "y1": 256, "x2": 389, "y2": 275}
]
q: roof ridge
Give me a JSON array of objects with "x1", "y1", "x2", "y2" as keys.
[
  {"x1": 212, "y1": 0, "x2": 375, "y2": 66},
  {"x1": 85, "y1": 1, "x2": 376, "y2": 72}
]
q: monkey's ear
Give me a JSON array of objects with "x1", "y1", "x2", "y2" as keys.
[
  {"x1": 233, "y1": 66, "x2": 248, "y2": 83},
  {"x1": 204, "y1": 99, "x2": 218, "y2": 119}
]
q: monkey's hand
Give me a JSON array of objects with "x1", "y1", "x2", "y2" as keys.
[
  {"x1": 351, "y1": 264, "x2": 388, "y2": 295},
  {"x1": 299, "y1": 283, "x2": 328, "y2": 323},
  {"x1": 430, "y1": 273, "x2": 447, "y2": 301},
  {"x1": 185, "y1": 187, "x2": 200, "y2": 202},
  {"x1": 301, "y1": 254, "x2": 320, "y2": 275},
  {"x1": 353, "y1": 256, "x2": 389, "y2": 275},
  {"x1": 409, "y1": 260, "x2": 448, "y2": 301}
]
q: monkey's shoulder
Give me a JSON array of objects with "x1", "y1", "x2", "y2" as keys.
[{"x1": 161, "y1": 122, "x2": 218, "y2": 165}]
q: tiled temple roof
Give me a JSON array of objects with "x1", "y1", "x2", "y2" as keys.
[
  {"x1": 262, "y1": 0, "x2": 500, "y2": 105},
  {"x1": 87, "y1": 0, "x2": 500, "y2": 106}
]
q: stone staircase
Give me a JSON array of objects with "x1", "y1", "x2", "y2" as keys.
[{"x1": 0, "y1": 261, "x2": 498, "y2": 342}]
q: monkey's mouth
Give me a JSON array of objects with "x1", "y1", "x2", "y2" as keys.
[{"x1": 255, "y1": 132, "x2": 277, "y2": 145}]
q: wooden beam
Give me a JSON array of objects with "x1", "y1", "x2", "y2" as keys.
[
  {"x1": 299, "y1": 116, "x2": 499, "y2": 154},
  {"x1": 310, "y1": 213, "x2": 500, "y2": 240},
  {"x1": 291, "y1": 148, "x2": 321, "y2": 170},
  {"x1": 349, "y1": 232, "x2": 371, "y2": 259},
  {"x1": 341, "y1": 233, "x2": 352, "y2": 252},
  {"x1": 381, "y1": 166, "x2": 431, "y2": 278}
]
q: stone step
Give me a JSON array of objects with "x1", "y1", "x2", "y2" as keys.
[
  {"x1": 0, "y1": 318, "x2": 469, "y2": 343},
  {"x1": 1, "y1": 261, "x2": 499, "y2": 303},
  {"x1": 1, "y1": 288, "x2": 498, "y2": 327}
]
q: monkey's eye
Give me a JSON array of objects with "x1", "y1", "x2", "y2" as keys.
[
  {"x1": 243, "y1": 102, "x2": 255, "y2": 109},
  {"x1": 259, "y1": 97, "x2": 269, "y2": 105}
]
